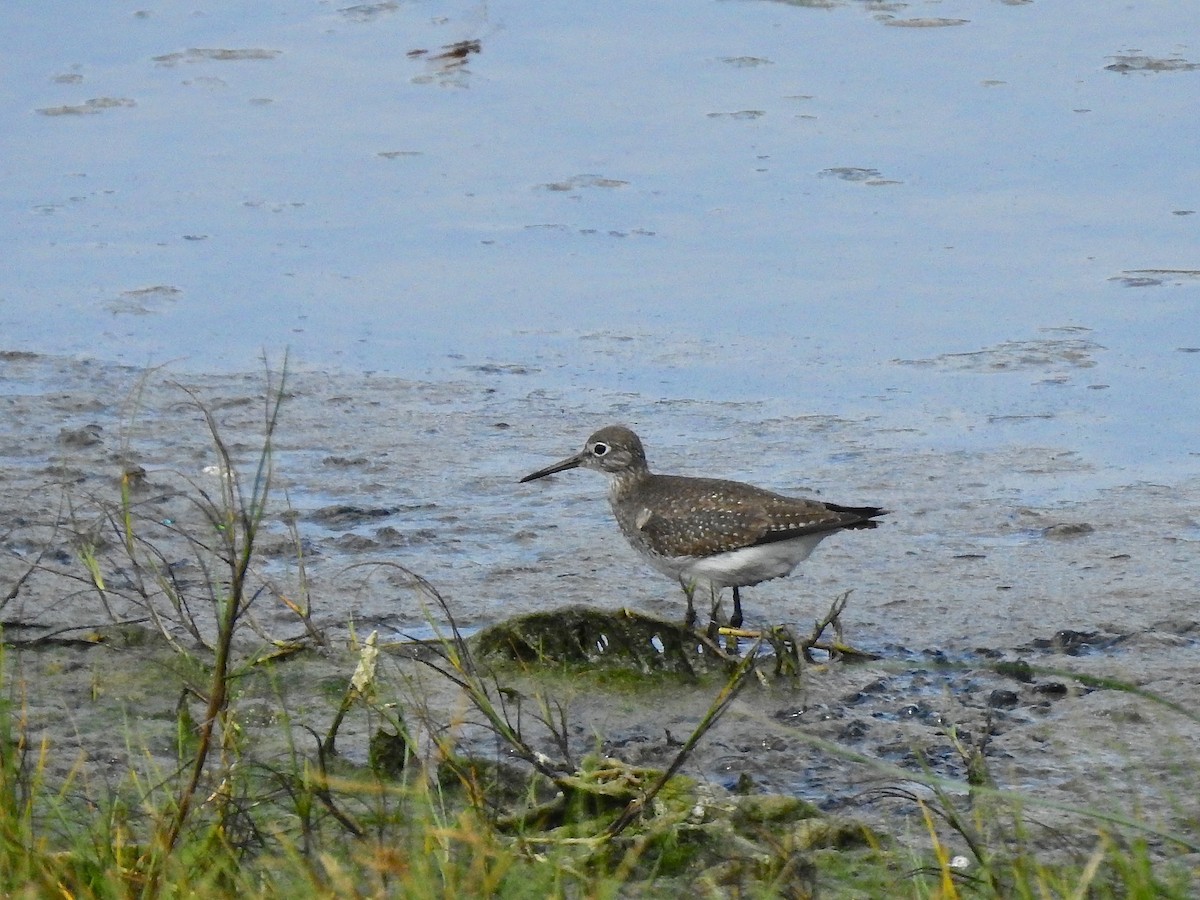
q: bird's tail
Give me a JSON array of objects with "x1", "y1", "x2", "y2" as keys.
[{"x1": 826, "y1": 504, "x2": 888, "y2": 529}]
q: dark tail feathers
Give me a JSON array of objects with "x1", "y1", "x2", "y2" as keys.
[{"x1": 827, "y1": 504, "x2": 888, "y2": 529}]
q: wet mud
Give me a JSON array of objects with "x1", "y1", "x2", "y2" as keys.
[{"x1": 1, "y1": 353, "x2": 1198, "y2": 864}]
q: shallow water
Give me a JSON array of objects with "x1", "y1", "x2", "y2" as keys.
[{"x1": 3, "y1": 0, "x2": 1198, "y2": 493}]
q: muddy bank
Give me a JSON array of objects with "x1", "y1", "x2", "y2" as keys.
[{"x1": 1, "y1": 353, "x2": 1198, "y2": 872}]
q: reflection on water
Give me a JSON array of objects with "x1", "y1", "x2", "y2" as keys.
[{"x1": 2, "y1": 1, "x2": 1197, "y2": 486}]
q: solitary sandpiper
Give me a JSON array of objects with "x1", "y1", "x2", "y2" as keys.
[{"x1": 519, "y1": 425, "x2": 887, "y2": 628}]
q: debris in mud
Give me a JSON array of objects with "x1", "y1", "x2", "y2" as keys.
[
  {"x1": 705, "y1": 109, "x2": 766, "y2": 120},
  {"x1": 1023, "y1": 629, "x2": 1120, "y2": 656},
  {"x1": 987, "y1": 689, "x2": 1020, "y2": 709},
  {"x1": 407, "y1": 38, "x2": 482, "y2": 84},
  {"x1": 1033, "y1": 681, "x2": 1068, "y2": 698},
  {"x1": 306, "y1": 504, "x2": 396, "y2": 528},
  {"x1": 431, "y1": 39, "x2": 481, "y2": 62},
  {"x1": 152, "y1": 48, "x2": 282, "y2": 66},
  {"x1": 895, "y1": 337, "x2": 1102, "y2": 373},
  {"x1": 1111, "y1": 268, "x2": 1200, "y2": 287},
  {"x1": 1105, "y1": 55, "x2": 1200, "y2": 73},
  {"x1": 880, "y1": 17, "x2": 969, "y2": 28},
  {"x1": 1041, "y1": 522, "x2": 1094, "y2": 540},
  {"x1": 1111, "y1": 274, "x2": 1165, "y2": 288},
  {"x1": 57, "y1": 424, "x2": 103, "y2": 448},
  {"x1": 719, "y1": 56, "x2": 774, "y2": 68},
  {"x1": 107, "y1": 285, "x2": 183, "y2": 315},
  {"x1": 37, "y1": 97, "x2": 136, "y2": 116},
  {"x1": 536, "y1": 175, "x2": 629, "y2": 192},
  {"x1": 818, "y1": 166, "x2": 898, "y2": 184},
  {"x1": 339, "y1": 2, "x2": 401, "y2": 22}
]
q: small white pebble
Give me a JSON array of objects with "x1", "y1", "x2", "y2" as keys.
[{"x1": 950, "y1": 855, "x2": 970, "y2": 869}]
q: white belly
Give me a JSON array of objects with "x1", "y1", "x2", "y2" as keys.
[{"x1": 645, "y1": 533, "x2": 831, "y2": 590}]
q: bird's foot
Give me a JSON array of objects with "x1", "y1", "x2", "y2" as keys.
[{"x1": 705, "y1": 618, "x2": 721, "y2": 644}]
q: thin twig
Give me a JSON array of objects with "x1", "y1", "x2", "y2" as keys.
[{"x1": 606, "y1": 639, "x2": 761, "y2": 838}]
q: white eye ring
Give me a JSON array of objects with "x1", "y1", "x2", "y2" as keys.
[{"x1": 592, "y1": 442, "x2": 609, "y2": 456}]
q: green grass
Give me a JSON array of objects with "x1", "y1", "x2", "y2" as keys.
[{"x1": 2, "y1": 619, "x2": 1197, "y2": 899}]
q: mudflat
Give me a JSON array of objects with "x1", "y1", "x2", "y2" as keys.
[{"x1": 2, "y1": 352, "x2": 1198, "y2": 871}]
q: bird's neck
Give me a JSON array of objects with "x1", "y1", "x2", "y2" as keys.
[{"x1": 607, "y1": 466, "x2": 651, "y2": 503}]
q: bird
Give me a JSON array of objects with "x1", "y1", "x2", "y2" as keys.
[{"x1": 519, "y1": 424, "x2": 886, "y2": 629}]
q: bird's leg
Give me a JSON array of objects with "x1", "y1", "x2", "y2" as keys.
[
  {"x1": 706, "y1": 585, "x2": 722, "y2": 643},
  {"x1": 679, "y1": 578, "x2": 697, "y2": 631},
  {"x1": 730, "y1": 586, "x2": 744, "y2": 629}
]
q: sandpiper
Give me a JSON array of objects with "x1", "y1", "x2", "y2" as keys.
[{"x1": 519, "y1": 425, "x2": 887, "y2": 628}]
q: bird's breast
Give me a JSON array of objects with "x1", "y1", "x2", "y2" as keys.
[{"x1": 672, "y1": 533, "x2": 831, "y2": 588}]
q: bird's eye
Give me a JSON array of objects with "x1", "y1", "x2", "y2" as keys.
[{"x1": 592, "y1": 442, "x2": 609, "y2": 457}]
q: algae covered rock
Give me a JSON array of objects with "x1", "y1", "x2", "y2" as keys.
[
  {"x1": 732, "y1": 793, "x2": 822, "y2": 827},
  {"x1": 472, "y1": 605, "x2": 727, "y2": 675}
]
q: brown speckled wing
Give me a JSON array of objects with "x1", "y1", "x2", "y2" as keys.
[{"x1": 630, "y1": 476, "x2": 853, "y2": 557}]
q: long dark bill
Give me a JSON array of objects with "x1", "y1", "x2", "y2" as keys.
[{"x1": 519, "y1": 453, "x2": 586, "y2": 483}]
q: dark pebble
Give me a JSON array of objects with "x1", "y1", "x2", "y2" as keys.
[
  {"x1": 1033, "y1": 681, "x2": 1068, "y2": 698},
  {"x1": 1054, "y1": 630, "x2": 1099, "y2": 654},
  {"x1": 322, "y1": 455, "x2": 369, "y2": 467},
  {"x1": 334, "y1": 533, "x2": 379, "y2": 551},
  {"x1": 772, "y1": 707, "x2": 806, "y2": 723},
  {"x1": 307, "y1": 504, "x2": 395, "y2": 527},
  {"x1": 988, "y1": 689, "x2": 1020, "y2": 709},
  {"x1": 898, "y1": 702, "x2": 935, "y2": 721},
  {"x1": 839, "y1": 720, "x2": 871, "y2": 741},
  {"x1": 1043, "y1": 522, "x2": 1095, "y2": 539},
  {"x1": 58, "y1": 424, "x2": 103, "y2": 447}
]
